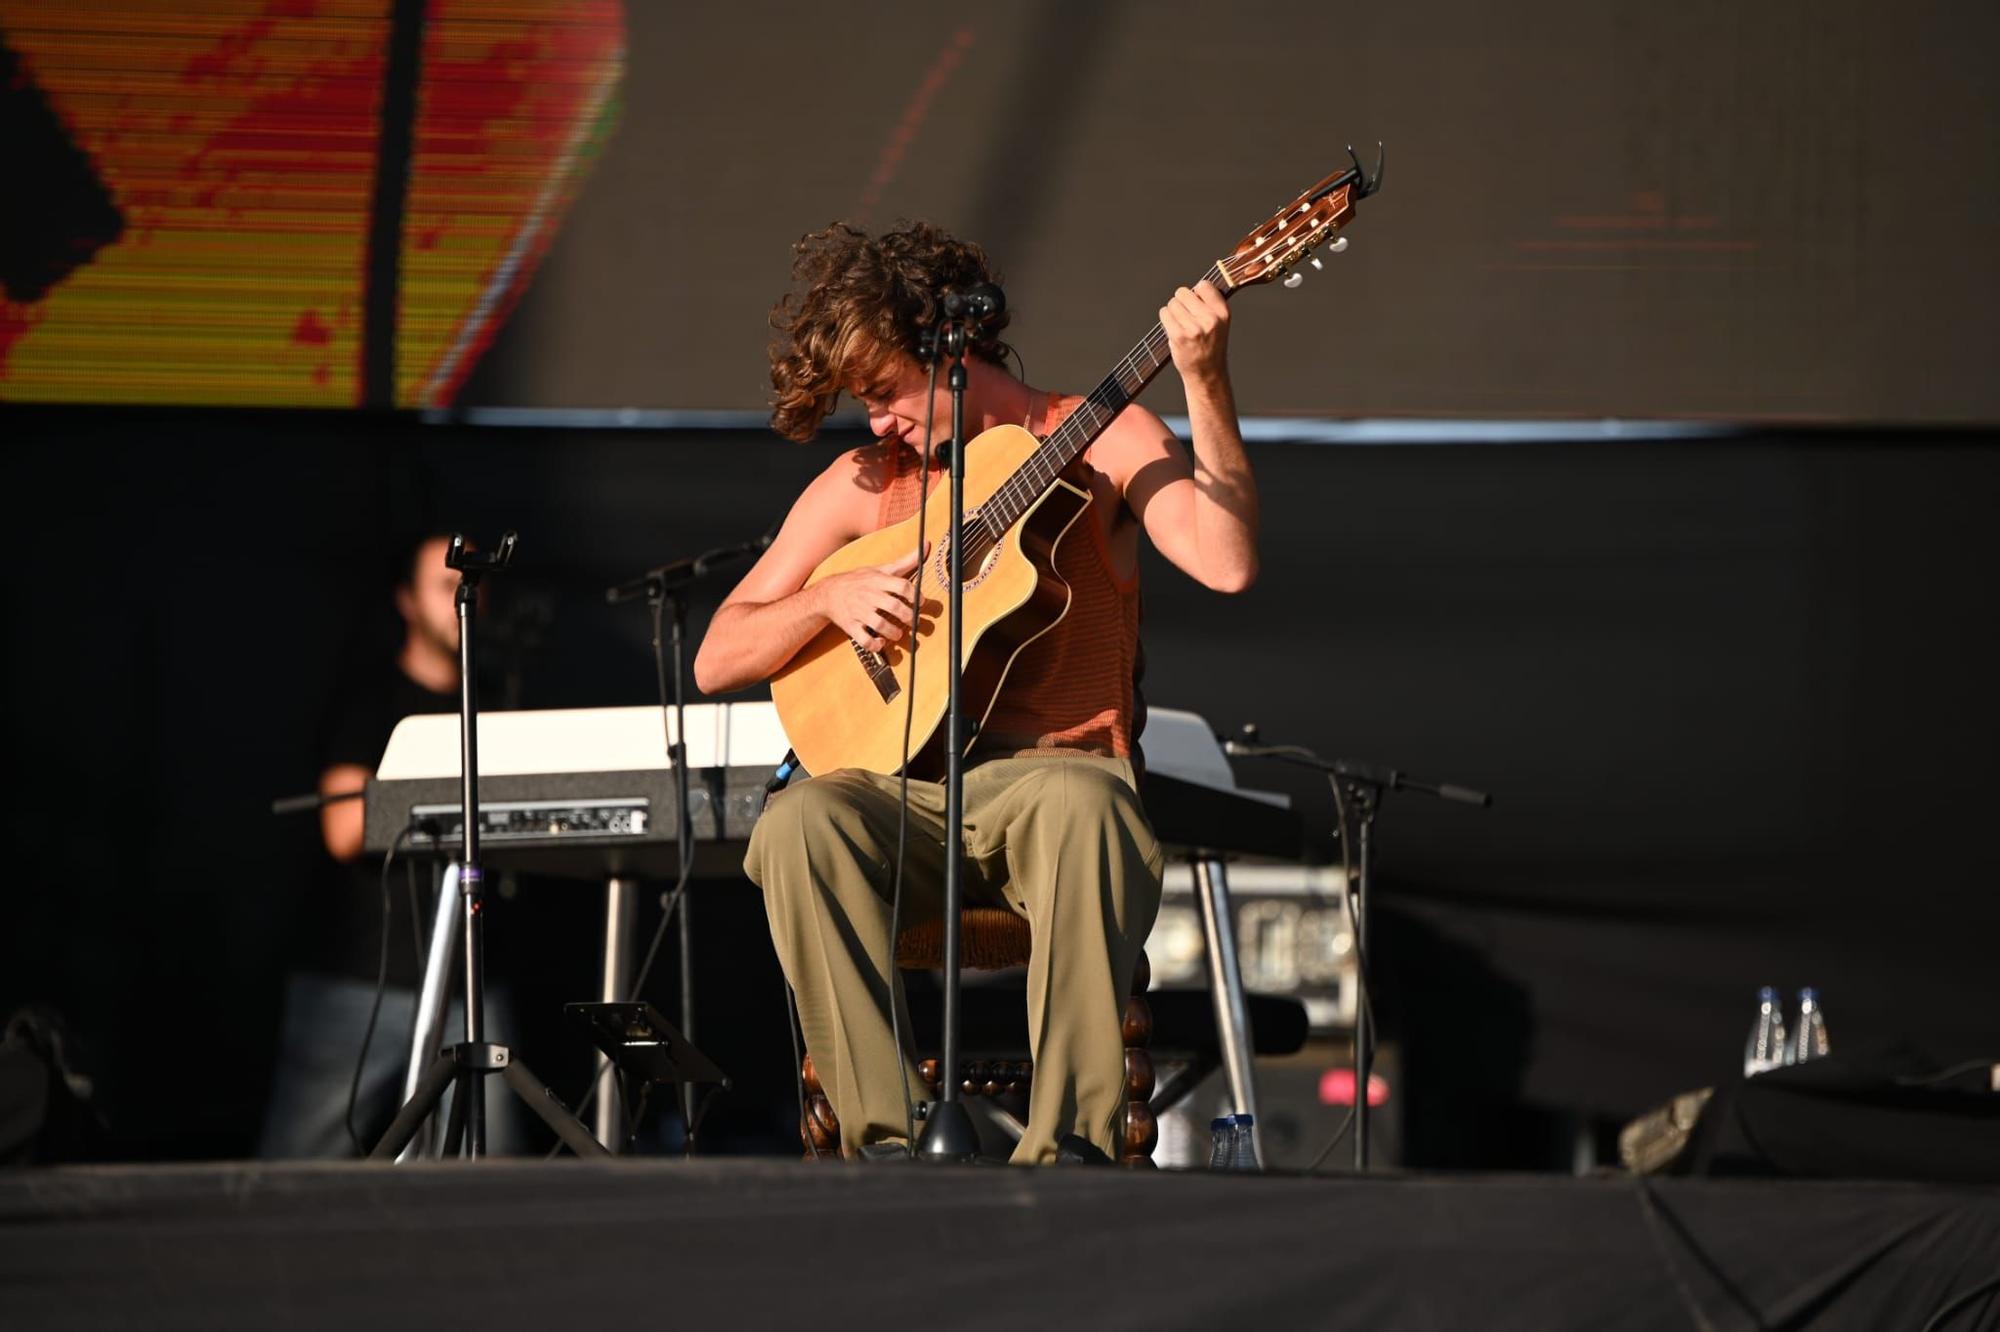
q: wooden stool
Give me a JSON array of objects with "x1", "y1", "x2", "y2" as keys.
[{"x1": 800, "y1": 906, "x2": 1157, "y2": 1165}]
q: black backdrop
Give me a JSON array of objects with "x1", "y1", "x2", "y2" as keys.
[{"x1": 5, "y1": 409, "x2": 1997, "y2": 1163}]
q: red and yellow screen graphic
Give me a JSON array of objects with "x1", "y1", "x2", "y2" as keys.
[{"x1": 0, "y1": 0, "x2": 623, "y2": 406}]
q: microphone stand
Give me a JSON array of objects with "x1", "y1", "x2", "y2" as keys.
[
  {"x1": 914, "y1": 314, "x2": 985, "y2": 1162},
  {"x1": 604, "y1": 532, "x2": 770, "y2": 1148},
  {"x1": 372, "y1": 531, "x2": 608, "y2": 1160},
  {"x1": 651, "y1": 579, "x2": 698, "y2": 1142},
  {"x1": 1223, "y1": 732, "x2": 1490, "y2": 1169}
]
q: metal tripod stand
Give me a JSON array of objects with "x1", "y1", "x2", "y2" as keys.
[{"x1": 370, "y1": 531, "x2": 608, "y2": 1160}]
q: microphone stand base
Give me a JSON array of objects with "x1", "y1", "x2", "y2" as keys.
[{"x1": 915, "y1": 1099, "x2": 981, "y2": 1162}]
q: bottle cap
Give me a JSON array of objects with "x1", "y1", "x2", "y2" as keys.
[
  {"x1": 1234, "y1": 1113, "x2": 1255, "y2": 1128},
  {"x1": 1210, "y1": 1117, "x2": 1234, "y2": 1132},
  {"x1": 1757, "y1": 986, "x2": 1778, "y2": 1002},
  {"x1": 1798, "y1": 986, "x2": 1818, "y2": 1005}
]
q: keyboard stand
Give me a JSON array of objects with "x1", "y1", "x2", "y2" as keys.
[
  {"x1": 591, "y1": 875, "x2": 639, "y2": 1149},
  {"x1": 396, "y1": 859, "x2": 459, "y2": 1161},
  {"x1": 1191, "y1": 856, "x2": 1265, "y2": 1165}
]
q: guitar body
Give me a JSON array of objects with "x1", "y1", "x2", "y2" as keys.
[{"x1": 770, "y1": 423, "x2": 1091, "y2": 779}]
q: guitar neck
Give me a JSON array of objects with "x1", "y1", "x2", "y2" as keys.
[{"x1": 980, "y1": 261, "x2": 1232, "y2": 533}]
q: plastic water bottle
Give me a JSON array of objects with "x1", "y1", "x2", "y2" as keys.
[
  {"x1": 1208, "y1": 1113, "x2": 1260, "y2": 1170},
  {"x1": 1788, "y1": 987, "x2": 1830, "y2": 1065},
  {"x1": 1743, "y1": 985, "x2": 1788, "y2": 1076},
  {"x1": 1227, "y1": 1113, "x2": 1261, "y2": 1171},
  {"x1": 1208, "y1": 1115, "x2": 1236, "y2": 1170}
]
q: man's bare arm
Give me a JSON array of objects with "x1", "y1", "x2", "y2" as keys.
[
  {"x1": 1098, "y1": 281, "x2": 1259, "y2": 593},
  {"x1": 319, "y1": 762, "x2": 370, "y2": 863},
  {"x1": 693, "y1": 454, "x2": 921, "y2": 694}
]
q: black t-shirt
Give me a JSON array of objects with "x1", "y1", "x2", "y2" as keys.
[{"x1": 301, "y1": 663, "x2": 460, "y2": 986}]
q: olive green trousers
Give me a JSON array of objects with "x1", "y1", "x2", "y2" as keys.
[{"x1": 744, "y1": 754, "x2": 1164, "y2": 1164}]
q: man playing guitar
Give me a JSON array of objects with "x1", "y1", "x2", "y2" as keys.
[{"x1": 694, "y1": 220, "x2": 1260, "y2": 1163}]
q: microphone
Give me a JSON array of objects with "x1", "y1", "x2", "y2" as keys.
[
  {"x1": 940, "y1": 282, "x2": 1005, "y2": 324},
  {"x1": 605, "y1": 524, "x2": 778, "y2": 605},
  {"x1": 1217, "y1": 725, "x2": 1492, "y2": 807}
]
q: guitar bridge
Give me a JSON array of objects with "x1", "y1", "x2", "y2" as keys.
[{"x1": 850, "y1": 640, "x2": 901, "y2": 703}]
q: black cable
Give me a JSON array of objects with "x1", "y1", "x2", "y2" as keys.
[
  {"x1": 628, "y1": 869, "x2": 695, "y2": 1012},
  {"x1": 346, "y1": 824, "x2": 417, "y2": 1157},
  {"x1": 1309, "y1": 1104, "x2": 1359, "y2": 1169},
  {"x1": 1921, "y1": 1274, "x2": 2000, "y2": 1332},
  {"x1": 653, "y1": 584, "x2": 700, "y2": 1065},
  {"x1": 684, "y1": 1082, "x2": 721, "y2": 1157},
  {"x1": 405, "y1": 855, "x2": 425, "y2": 973},
  {"x1": 1309, "y1": 769, "x2": 1371, "y2": 1171},
  {"x1": 1894, "y1": 1056, "x2": 2000, "y2": 1087},
  {"x1": 634, "y1": 585, "x2": 699, "y2": 1009},
  {"x1": 626, "y1": 1082, "x2": 652, "y2": 1154},
  {"x1": 395, "y1": 859, "x2": 431, "y2": 1097}
]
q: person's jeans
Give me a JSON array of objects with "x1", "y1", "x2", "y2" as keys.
[{"x1": 258, "y1": 971, "x2": 524, "y2": 1158}]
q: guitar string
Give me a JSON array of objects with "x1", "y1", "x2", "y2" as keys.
[
  {"x1": 994, "y1": 217, "x2": 1319, "y2": 525},
  {"x1": 986, "y1": 259, "x2": 1230, "y2": 529}
]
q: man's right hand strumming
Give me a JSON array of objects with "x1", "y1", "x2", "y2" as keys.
[
  {"x1": 816, "y1": 547, "x2": 922, "y2": 654},
  {"x1": 693, "y1": 513, "x2": 923, "y2": 693}
]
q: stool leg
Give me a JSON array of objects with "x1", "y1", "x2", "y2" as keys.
[
  {"x1": 1121, "y1": 949, "x2": 1158, "y2": 1166},
  {"x1": 801, "y1": 1053, "x2": 840, "y2": 1159}
]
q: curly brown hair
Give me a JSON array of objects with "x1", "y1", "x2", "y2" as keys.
[{"x1": 767, "y1": 221, "x2": 1012, "y2": 442}]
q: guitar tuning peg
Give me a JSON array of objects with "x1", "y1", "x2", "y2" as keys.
[
  {"x1": 1282, "y1": 271, "x2": 1305, "y2": 289},
  {"x1": 1309, "y1": 256, "x2": 1323, "y2": 271},
  {"x1": 1329, "y1": 236, "x2": 1349, "y2": 253}
]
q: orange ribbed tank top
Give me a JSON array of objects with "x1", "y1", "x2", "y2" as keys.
[{"x1": 876, "y1": 395, "x2": 1141, "y2": 758}]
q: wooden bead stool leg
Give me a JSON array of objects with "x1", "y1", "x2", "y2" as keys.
[
  {"x1": 1120, "y1": 949, "x2": 1158, "y2": 1167},
  {"x1": 800, "y1": 1053, "x2": 839, "y2": 1160}
]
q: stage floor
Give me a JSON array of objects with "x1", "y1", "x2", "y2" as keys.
[{"x1": 4, "y1": 1159, "x2": 1997, "y2": 1330}]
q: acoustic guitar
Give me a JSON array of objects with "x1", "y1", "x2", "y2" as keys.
[{"x1": 770, "y1": 158, "x2": 1379, "y2": 778}]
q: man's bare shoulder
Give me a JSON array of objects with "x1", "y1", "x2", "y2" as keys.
[
  {"x1": 832, "y1": 440, "x2": 905, "y2": 487},
  {"x1": 792, "y1": 441, "x2": 904, "y2": 540}
]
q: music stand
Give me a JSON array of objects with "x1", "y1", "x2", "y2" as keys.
[
  {"x1": 370, "y1": 531, "x2": 609, "y2": 1161},
  {"x1": 566, "y1": 1001, "x2": 729, "y2": 1087}
]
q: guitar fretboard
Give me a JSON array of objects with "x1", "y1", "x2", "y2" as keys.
[{"x1": 977, "y1": 261, "x2": 1232, "y2": 537}]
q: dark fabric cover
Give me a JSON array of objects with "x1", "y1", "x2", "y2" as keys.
[
  {"x1": 3, "y1": 1161, "x2": 1996, "y2": 1330},
  {"x1": 0, "y1": 1009, "x2": 104, "y2": 1166},
  {"x1": 1680, "y1": 1047, "x2": 2000, "y2": 1184}
]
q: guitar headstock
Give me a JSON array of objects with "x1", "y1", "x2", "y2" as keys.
[{"x1": 1217, "y1": 145, "x2": 1383, "y2": 292}]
